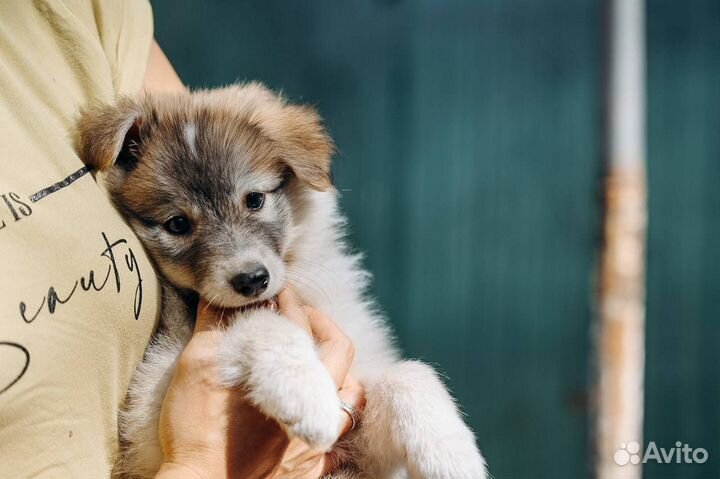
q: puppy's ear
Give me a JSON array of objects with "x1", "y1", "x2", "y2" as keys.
[
  {"x1": 75, "y1": 98, "x2": 144, "y2": 172},
  {"x1": 219, "y1": 83, "x2": 335, "y2": 191},
  {"x1": 272, "y1": 104, "x2": 334, "y2": 191}
]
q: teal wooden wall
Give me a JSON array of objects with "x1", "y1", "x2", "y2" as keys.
[
  {"x1": 152, "y1": 1, "x2": 720, "y2": 477},
  {"x1": 645, "y1": 1, "x2": 720, "y2": 478}
]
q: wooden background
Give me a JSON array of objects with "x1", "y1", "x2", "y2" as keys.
[
  {"x1": 645, "y1": 1, "x2": 720, "y2": 478},
  {"x1": 152, "y1": 1, "x2": 718, "y2": 477}
]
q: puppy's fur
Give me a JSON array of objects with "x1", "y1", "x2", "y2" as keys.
[{"x1": 76, "y1": 83, "x2": 487, "y2": 479}]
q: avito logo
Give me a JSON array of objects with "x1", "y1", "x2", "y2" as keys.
[{"x1": 614, "y1": 441, "x2": 708, "y2": 466}]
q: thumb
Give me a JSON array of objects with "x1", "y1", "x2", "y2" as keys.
[{"x1": 194, "y1": 299, "x2": 228, "y2": 333}]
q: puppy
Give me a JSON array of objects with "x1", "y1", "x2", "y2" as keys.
[{"x1": 76, "y1": 83, "x2": 487, "y2": 479}]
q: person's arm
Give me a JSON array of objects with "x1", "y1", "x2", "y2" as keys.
[{"x1": 143, "y1": 40, "x2": 186, "y2": 93}]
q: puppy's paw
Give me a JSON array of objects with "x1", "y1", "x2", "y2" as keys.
[
  {"x1": 363, "y1": 360, "x2": 488, "y2": 479},
  {"x1": 284, "y1": 380, "x2": 342, "y2": 450},
  {"x1": 218, "y1": 309, "x2": 342, "y2": 450}
]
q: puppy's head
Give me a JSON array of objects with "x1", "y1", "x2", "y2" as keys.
[{"x1": 76, "y1": 83, "x2": 334, "y2": 307}]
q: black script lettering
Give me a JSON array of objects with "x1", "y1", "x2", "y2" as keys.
[{"x1": 17, "y1": 233, "x2": 144, "y2": 324}]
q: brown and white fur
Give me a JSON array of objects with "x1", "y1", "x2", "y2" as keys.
[{"x1": 76, "y1": 83, "x2": 487, "y2": 479}]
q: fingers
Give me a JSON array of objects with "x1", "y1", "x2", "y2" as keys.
[
  {"x1": 321, "y1": 375, "x2": 366, "y2": 476},
  {"x1": 337, "y1": 375, "x2": 366, "y2": 436},
  {"x1": 307, "y1": 307, "x2": 355, "y2": 389},
  {"x1": 277, "y1": 288, "x2": 312, "y2": 336},
  {"x1": 194, "y1": 299, "x2": 226, "y2": 333},
  {"x1": 304, "y1": 306, "x2": 341, "y2": 343}
]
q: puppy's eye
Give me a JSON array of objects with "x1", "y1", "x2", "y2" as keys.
[
  {"x1": 164, "y1": 216, "x2": 191, "y2": 235},
  {"x1": 246, "y1": 192, "x2": 265, "y2": 210}
]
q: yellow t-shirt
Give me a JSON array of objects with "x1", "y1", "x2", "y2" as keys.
[{"x1": 0, "y1": 1, "x2": 159, "y2": 477}]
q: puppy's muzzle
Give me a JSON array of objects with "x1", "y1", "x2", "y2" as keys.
[{"x1": 231, "y1": 265, "x2": 270, "y2": 297}]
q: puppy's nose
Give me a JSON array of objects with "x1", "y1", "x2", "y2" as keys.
[{"x1": 231, "y1": 266, "x2": 270, "y2": 297}]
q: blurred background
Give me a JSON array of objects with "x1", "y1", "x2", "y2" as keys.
[{"x1": 151, "y1": 1, "x2": 719, "y2": 478}]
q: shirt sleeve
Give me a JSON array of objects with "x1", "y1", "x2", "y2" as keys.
[{"x1": 93, "y1": 0, "x2": 154, "y2": 95}]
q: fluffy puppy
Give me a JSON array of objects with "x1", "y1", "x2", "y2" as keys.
[{"x1": 76, "y1": 83, "x2": 487, "y2": 479}]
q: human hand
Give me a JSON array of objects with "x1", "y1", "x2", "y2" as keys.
[{"x1": 155, "y1": 288, "x2": 364, "y2": 479}]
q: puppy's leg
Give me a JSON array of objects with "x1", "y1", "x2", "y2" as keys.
[
  {"x1": 355, "y1": 361, "x2": 487, "y2": 479},
  {"x1": 114, "y1": 285, "x2": 193, "y2": 479},
  {"x1": 115, "y1": 330, "x2": 190, "y2": 479},
  {"x1": 218, "y1": 309, "x2": 342, "y2": 450}
]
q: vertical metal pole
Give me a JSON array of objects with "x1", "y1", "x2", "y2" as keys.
[{"x1": 595, "y1": 0, "x2": 646, "y2": 478}]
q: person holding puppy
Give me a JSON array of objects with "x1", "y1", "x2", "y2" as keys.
[{"x1": 0, "y1": 1, "x2": 363, "y2": 478}]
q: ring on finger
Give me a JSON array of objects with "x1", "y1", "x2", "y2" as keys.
[{"x1": 340, "y1": 400, "x2": 361, "y2": 431}]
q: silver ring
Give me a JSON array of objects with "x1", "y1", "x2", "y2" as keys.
[{"x1": 340, "y1": 400, "x2": 360, "y2": 431}]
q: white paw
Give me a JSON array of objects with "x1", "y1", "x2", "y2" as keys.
[
  {"x1": 284, "y1": 383, "x2": 342, "y2": 450},
  {"x1": 218, "y1": 309, "x2": 342, "y2": 451},
  {"x1": 366, "y1": 360, "x2": 488, "y2": 479},
  {"x1": 252, "y1": 343, "x2": 342, "y2": 450}
]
